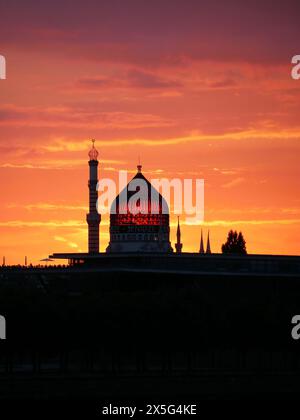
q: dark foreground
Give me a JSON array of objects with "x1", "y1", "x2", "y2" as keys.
[{"x1": 0, "y1": 263, "x2": 300, "y2": 405}]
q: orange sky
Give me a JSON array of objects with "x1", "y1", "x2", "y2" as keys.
[{"x1": 0, "y1": 1, "x2": 300, "y2": 264}]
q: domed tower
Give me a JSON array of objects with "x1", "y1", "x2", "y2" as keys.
[
  {"x1": 106, "y1": 165, "x2": 173, "y2": 253},
  {"x1": 86, "y1": 140, "x2": 101, "y2": 253}
]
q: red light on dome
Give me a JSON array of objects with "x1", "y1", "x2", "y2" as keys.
[{"x1": 111, "y1": 212, "x2": 169, "y2": 226}]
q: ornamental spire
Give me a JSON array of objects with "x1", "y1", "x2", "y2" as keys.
[
  {"x1": 137, "y1": 155, "x2": 142, "y2": 173},
  {"x1": 206, "y1": 230, "x2": 211, "y2": 254},
  {"x1": 177, "y1": 216, "x2": 181, "y2": 239},
  {"x1": 88, "y1": 139, "x2": 99, "y2": 161},
  {"x1": 199, "y1": 229, "x2": 205, "y2": 254},
  {"x1": 175, "y1": 216, "x2": 183, "y2": 254}
]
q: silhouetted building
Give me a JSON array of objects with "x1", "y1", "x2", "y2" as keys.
[{"x1": 50, "y1": 141, "x2": 220, "y2": 262}]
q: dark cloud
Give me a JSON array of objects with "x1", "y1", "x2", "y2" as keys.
[
  {"x1": 75, "y1": 70, "x2": 182, "y2": 91},
  {"x1": 0, "y1": 104, "x2": 173, "y2": 129},
  {"x1": 207, "y1": 78, "x2": 237, "y2": 89},
  {"x1": 76, "y1": 77, "x2": 119, "y2": 89},
  {"x1": 126, "y1": 69, "x2": 182, "y2": 89},
  {"x1": 1, "y1": 0, "x2": 300, "y2": 66}
]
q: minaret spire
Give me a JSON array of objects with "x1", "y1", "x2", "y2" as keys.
[
  {"x1": 175, "y1": 216, "x2": 183, "y2": 254},
  {"x1": 199, "y1": 229, "x2": 205, "y2": 254},
  {"x1": 206, "y1": 230, "x2": 211, "y2": 254},
  {"x1": 86, "y1": 139, "x2": 101, "y2": 253}
]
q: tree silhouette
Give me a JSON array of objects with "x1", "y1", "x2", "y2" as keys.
[{"x1": 221, "y1": 230, "x2": 247, "y2": 254}]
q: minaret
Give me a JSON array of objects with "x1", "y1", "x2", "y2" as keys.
[
  {"x1": 199, "y1": 229, "x2": 205, "y2": 254},
  {"x1": 206, "y1": 230, "x2": 211, "y2": 254},
  {"x1": 175, "y1": 216, "x2": 183, "y2": 254},
  {"x1": 86, "y1": 139, "x2": 101, "y2": 253}
]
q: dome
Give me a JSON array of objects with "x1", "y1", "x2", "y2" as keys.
[
  {"x1": 110, "y1": 165, "x2": 169, "y2": 227},
  {"x1": 106, "y1": 165, "x2": 173, "y2": 253}
]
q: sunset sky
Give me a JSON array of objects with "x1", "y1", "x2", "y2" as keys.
[{"x1": 1, "y1": 0, "x2": 300, "y2": 264}]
